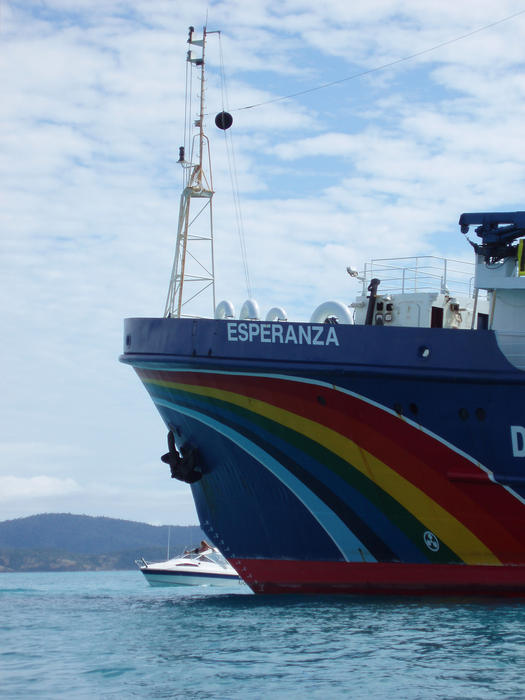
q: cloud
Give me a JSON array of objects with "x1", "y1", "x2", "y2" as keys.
[{"x1": 0, "y1": 476, "x2": 81, "y2": 502}]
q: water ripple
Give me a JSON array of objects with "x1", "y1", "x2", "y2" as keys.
[{"x1": 0, "y1": 571, "x2": 524, "y2": 699}]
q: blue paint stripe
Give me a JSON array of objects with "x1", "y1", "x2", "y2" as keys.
[
  {"x1": 142, "y1": 569, "x2": 239, "y2": 579},
  {"x1": 153, "y1": 397, "x2": 375, "y2": 563},
  {"x1": 153, "y1": 386, "x2": 428, "y2": 564}
]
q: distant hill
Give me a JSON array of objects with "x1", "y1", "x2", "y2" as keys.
[{"x1": 0, "y1": 513, "x2": 205, "y2": 573}]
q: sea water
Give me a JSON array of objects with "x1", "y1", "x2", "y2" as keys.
[{"x1": 0, "y1": 571, "x2": 524, "y2": 699}]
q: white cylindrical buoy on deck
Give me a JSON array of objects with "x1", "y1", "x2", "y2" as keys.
[
  {"x1": 240, "y1": 299, "x2": 261, "y2": 320},
  {"x1": 310, "y1": 301, "x2": 354, "y2": 324},
  {"x1": 215, "y1": 300, "x2": 236, "y2": 319},
  {"x1": 265, "y1": 307, "x2": 288, "y2": 322}
]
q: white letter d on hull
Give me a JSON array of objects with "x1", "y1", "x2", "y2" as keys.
[{"x1": 511, "y1": 426, "x2": 525, "y2": 457}]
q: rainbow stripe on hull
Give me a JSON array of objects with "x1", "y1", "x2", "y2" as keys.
[{"x1": 121, "y1": 318, "x2": 525, "y2": 595}]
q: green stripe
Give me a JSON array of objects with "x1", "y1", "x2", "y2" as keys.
[{"x1": 149, "y1": 382, "x2": 462, "y2": 564}]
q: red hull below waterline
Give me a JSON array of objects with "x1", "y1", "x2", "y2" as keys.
[{"x1": 231, "y1": 559, "x2": 525, "y2": 596}]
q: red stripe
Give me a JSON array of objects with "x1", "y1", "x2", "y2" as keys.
[
  {"x1": 231, "y1": 558, "x2": 525, "y2": 596},
  {"x1": 140, "y1": 369, "x2": 525, "y2": 557}
]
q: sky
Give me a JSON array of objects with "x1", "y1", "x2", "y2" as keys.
[{"x1": 3, "y1": 0, "x2": 525, "y2": 526}]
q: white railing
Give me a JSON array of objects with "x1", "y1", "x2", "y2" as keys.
[{"x1": 364, "y1": 256, "x2": 475, "y2": 296}]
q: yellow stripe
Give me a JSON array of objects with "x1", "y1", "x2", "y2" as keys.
[
  {"x1": 147, "y1": 377, "x2": 500, "y2": 565},
  {"x1": 519, "y1": 239, "x2": 525, "y2": 276}
]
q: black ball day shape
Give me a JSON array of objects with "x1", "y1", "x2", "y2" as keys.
[{"x1": 215, "y1": 111, "x2": 233, "y2": 130}]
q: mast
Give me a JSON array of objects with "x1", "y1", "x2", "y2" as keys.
[{"x1": 164, "y1": 26, "x2": 216, "y2": 319}]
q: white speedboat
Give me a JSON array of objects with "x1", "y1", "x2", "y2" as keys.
[{"x1": 137, "y1": 541, "x2": 241, "y2": 587}]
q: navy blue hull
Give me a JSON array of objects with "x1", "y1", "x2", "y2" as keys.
[{"x1": 121, "y1": 318, "x2": 525, "y2": 593}]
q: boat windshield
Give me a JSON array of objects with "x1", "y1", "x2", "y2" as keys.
[
  {"x1": 202, "y1": 551, "x2": 228, "y2": 567},
  {"x1": 180, "y1": 546, "x2": 228, "y2": 567}
]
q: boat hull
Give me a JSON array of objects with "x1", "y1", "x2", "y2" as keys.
[
  {"x1": 140, "y1": 569, "x2": 241, "y2": 587},
  {"x1": 230, "y1": 559, "x2": 525, "y2": 596},
  {"x1": 122, "y1": 318, "x2": 525, "y2": 595}
]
